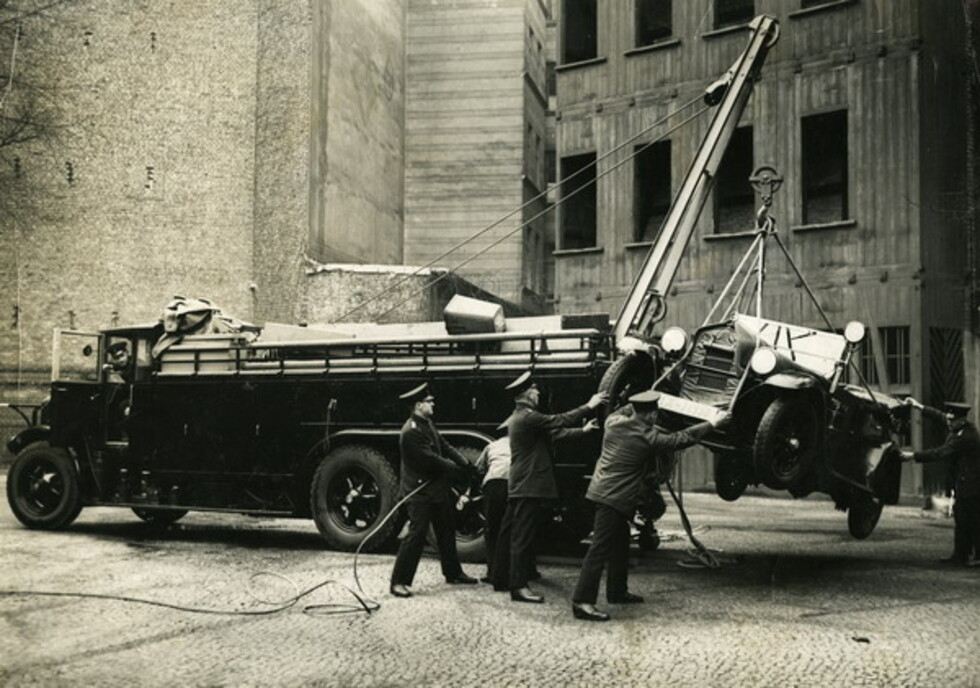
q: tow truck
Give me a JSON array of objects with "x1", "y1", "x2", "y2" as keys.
[{"x1": 5, "y1": 15, "x2": 904, "y2": 551}]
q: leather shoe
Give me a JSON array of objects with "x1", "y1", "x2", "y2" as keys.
[
  {"x1": 609, "y1": 592, "x2": 644, "y2": 604},
  {"x1": 572, "y1": 602, "x2": 610, "y2": 622},
  {"x1": 510, "y1": 587, "x2": 544, "y2": 604},
  {"x1": 446, "y1": 573, "x2": 479, "y2": 585},
  {"x1": 939, "y1": 556, "x2": 967, "y2": 565},
  {"x1": 390, "y1": 584, "x2": 413, "y2": 598}
]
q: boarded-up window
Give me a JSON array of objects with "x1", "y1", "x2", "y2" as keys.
[
  {"x1": 714, "y1": 126, "x2": 755, "y2": 234},
  {"x1": 802, "y1": 110, "x2": 848, "y2": 224},
  {"x1": 715, "y1": 0, "x2": 754, "y2": 29},
  {"x1": 634, "y1": 140, "x2": 671, "y2": 242},
  {"x1": 560, "y1": 152, "x2": 598, "y2": 249},
  {"x1": 562, "y1": 0, "x2": 598, "y2": 64},
  {"x1": 637, "y1": 0, "x2": 672, "y2": 46}
]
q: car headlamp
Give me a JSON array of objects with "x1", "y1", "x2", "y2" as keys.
[
  {"x1": 660, "y1": 327, "x2": 688, "y2": 355},
  {"x1": 844, "y1": 321, "x2": 866, "y2": 344},
  {"x1": 750, "y1": 347, "x2": 778, "y2": 375}
]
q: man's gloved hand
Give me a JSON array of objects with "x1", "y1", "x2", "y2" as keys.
[
  {"x1": 898, "y1": 449, "x2": 915, "y2": 462},
  {"x1": 587, "y1": 392, "x2": 610, "y2": 409},
  {"x1": 711, "y1": 412, "x2": 733, "y2": 429},
  {"x1": 582, "y1": 418, "x2": 600, "y2": 433}
]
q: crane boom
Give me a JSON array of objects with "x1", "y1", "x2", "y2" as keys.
[{"x1": 613, "y1": 14, "x2": 780, "y2": 352}]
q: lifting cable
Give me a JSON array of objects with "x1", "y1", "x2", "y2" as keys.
[
  {"x1": 365, "y1": 102, "x2": 713, "y2": 324},
  {"x1": 0, "y1": 481, "x2": 432, "y2": 619},
  {"x1": 332, "y1": 94, "x2": 712, "y2": 323}
]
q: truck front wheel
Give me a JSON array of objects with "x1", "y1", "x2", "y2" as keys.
[
  {"x1": 7, "y1": 441, "x2": 83, "y2": 530},
  {"x1": 311, "y1": 444, "x2": 399, "y2": 552}
]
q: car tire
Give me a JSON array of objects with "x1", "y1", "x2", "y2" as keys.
[
  {"x1": 753, "y1": 396, "x2": 819, "y2": 490},
  {"x1": 6, "y1": 441, "x2": 83, "y2": 530},
  {"x1": 311, "y1": 444, "x2": 399, "y2": 552},
  {"x1": 426, "y1": 444, "x2": 487, "y2": 563},
  {"x1": 713, "y1": 453, "x2": 749, "y2": 501},
  {"x1": 132, "y1": 508, "x2": 188, "y2": 525},
  {"x1": 847, "y1": 493, "x2": 883, "y2": 539}
]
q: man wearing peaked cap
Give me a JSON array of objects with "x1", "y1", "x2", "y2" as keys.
[
  {"x1": 492, "y1": 371, "x2": 609, "y2": 604},
  {"x1": 571, "y1": 389, "x2": 730, "y2": 621},
  {"x1": 900, "y1": 397, "x2": 980, "y2": 566},
  {"x1": 389, "y1": 382, "x2": 479, "y2": 598}
]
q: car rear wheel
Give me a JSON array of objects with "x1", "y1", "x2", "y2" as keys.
[
  {"x1": 7, "y1": 441, "x2": 83, "y2": 529},
  {"x1": 311, "y1": 444, "x2": 399, "y2": 552},
  {"x1": 847, "y1": 493, "x2": 883, "y2": 539},
  {"x1": 132, "y1": 508, "x2": 188, "y2": 525},
  {"x1": 713, "y1": 453, "x2": 749, "y2": 501},
  {"x1": 753, "y1": 397, "x2": 819, "y2": 490}
]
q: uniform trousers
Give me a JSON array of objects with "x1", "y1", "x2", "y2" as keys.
[
  {"x1": 391, "y1": 499, "x2": 464, "y2": 586},
  {"x1": 953, "y1": 496, "x2": 980, "y2": 562},
  {"x1": 481, "y1": 479, "x2": 508, "y2": 579},
  {"x1": 492, "y1": 497, "x2": 541, "y2": 590},
  {"x1": 572, "y1": 502, "x2": 631, "y2": 604}
]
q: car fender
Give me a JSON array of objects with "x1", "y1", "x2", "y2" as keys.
[
  {"x1": 6, "y1": 425, "x2": 51, "y2": 455},
  {"x1": 761, "y1": 372, "x2": 817, "y2": 390}
]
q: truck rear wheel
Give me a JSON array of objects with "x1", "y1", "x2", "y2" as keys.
[
  {"x1": 133, "y1": 508, "x2": 188, "y2": 525},
  {"x1": 311, "y1": 444, "x2": 399, "y2": 552},
  {"x1": 7, "y1": 441, "x2": 83, "y2": 530},
  {"x1": 427, "y1": 443, "x2": 487, "y2": 563}
]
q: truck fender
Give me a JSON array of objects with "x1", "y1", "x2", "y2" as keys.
[
  {"x1": 7, "y1": 425, "x2": 51, "y2": 455},
  {"x1": 762, "y1": 372, "x2": 816, "y2": 390}
]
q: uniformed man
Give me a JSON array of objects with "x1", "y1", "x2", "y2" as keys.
[
  {"x1": 571, "y1": 390, "x2": 730, "y2": 621},
  {"x1": 900, "y1": 398, "x2": 980, "y2": 567},
  {"x1": 491, "y1": 371, "x2": 608, "y2": 603},
  {"x1": 389, "y1": 383, "x2": 479, "y2": 598}
]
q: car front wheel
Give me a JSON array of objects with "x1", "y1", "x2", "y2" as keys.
[
  {"x1": 753, "y1": 397, "x2": 819, "y2": 490},
  {"x1": 7, "y1": 441, "x2": 83, "y2": 529}
]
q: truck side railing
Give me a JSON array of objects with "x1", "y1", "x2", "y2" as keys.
[{"x1": 155, "y1": 329, "x2": 614, "y2": 377}]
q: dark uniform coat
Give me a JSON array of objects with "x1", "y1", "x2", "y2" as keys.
[
  {"x1": 398, "y1": 414, "x2": 469, "y2": 502},
  {"x1": 586, "y1": 405, "x2": 714, "y2": 515},
  {"x1": 506, "y1": 399, "x2": 591, "y2": 500},
  {"x1": 914, "y1": 406, "x2": 980, "y2": 499}
]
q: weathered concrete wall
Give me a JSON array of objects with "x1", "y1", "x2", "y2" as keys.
[
  {"x1": 308, "y1": 0, "x2": 405, "y2": 267},
  {"x1": 0, "y1": 0, "x2": 259, "y2": 392},
  {"x1": 253, "y1": 0, "x2": 314, "y2": 325}
]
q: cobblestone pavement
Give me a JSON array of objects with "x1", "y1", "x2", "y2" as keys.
[{"x1": 1, "y1": 479, "x2": 978, "y2": 687}]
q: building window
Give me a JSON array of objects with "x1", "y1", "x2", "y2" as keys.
[
  {"x1": 560, "y1": 152, "x2": 597, "y2": 249},
  {"x1": 562, "y1": 0, "x2": 597, "y2": 64},
  {"x1": 714, "y1": 126, "x2": 754, "y2": 234},
  {"x1": 637, "y1": 0, "x2": 672, "y2": 46},
  {"x1": 802, "y1": 110, "x2": 848, "y2": 225},
  {"x1": 715, "y1": 0, "x2": 754, "y2": 29},
  {"x1": 634, "y1": 140, "x2": 671, "y2": 242},
  {"x1": 853, "y1": 326, "x2": 911, "y2": 387}
]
